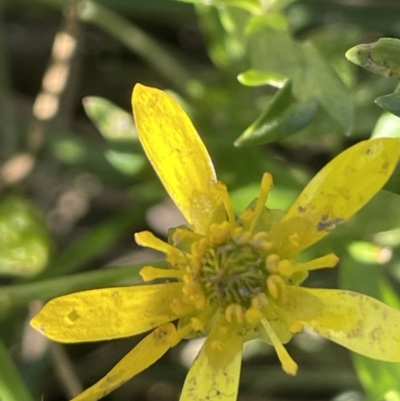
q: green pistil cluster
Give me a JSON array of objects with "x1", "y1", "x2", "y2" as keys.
[{"x1": 198, "y1": 240, "x2": 266, "y2": 308}]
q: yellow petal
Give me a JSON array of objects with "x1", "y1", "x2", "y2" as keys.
[
  {"x1": 31, "y1": 283, "x2": 192, "y2": 342},
  {"x1": 271, "y1": 138, "x2": 400, "y2": 257},
  {"x1": 180, "y1": 316, "x2": 243, "y2": 401},
  {"x1": 132, "y1": 84, "x2": 219, "y2": 234},
  {"x1": 70, "y1": 323, "x2": 176, "y2": 401},
  {"x1": 290, "y1": 288, "x2": 400, "y2": 362}
]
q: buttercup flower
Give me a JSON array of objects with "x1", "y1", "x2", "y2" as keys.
[{"x1": 31, "y1": 84, "x2": 400, "y2": 401}]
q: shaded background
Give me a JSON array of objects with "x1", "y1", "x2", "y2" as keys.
[{"x1": 1, "y1": 0, "x2": 400, "y2": 400}]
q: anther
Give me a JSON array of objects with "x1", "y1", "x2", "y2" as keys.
[
  {"x1": 276, "y1": 259, "x2": 294, "y2": 276},
  {"x1": 251, "y1": 293, "x2": 268, "y2": 309},
  {"x1": 233, "y1": 230, "x2": 252, "y2": 245},
  {"x1": 266, "y1": 274, "x2": 288, "y2": 303},
  {"x1": 191, "y1": 238, "x2": 209, "y2": 259},
  {"x1": 289, "y1": 232, "x2": 300, "y2": 248},
  {"x1": 265, "y1": 254, "x2": 280, "y2": 273},
  {"x1": 209, "y1": 221, "x2": 231, "y2": 244},
  {"x1": 190, "y1": 292, "x2": 206, "y2": 310},
  {"x1": 191, "y1": 317, "x2": 205, "y2": 332},
  {"x1": 170, "y1": 299, "x2": 185, "y2": 315},
  {"x1": 250, "y1": 232, "x2": 273, "y2": 251},
  {"x1": 245, "y1": 308, "x2": 264, "y2": 324},
  {"x1": 225, "y1": 303, "x2": 245, "y2": 324}
]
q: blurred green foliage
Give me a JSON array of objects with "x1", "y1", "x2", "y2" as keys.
[{"x1": 1, "y1": 0, "x2": 400, "y2": 400}]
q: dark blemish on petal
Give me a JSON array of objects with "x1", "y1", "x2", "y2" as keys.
[
  {"x1": 317, "y1": 217, "x2": 343, "y2": 231},
  {"x1": 382, "y1": 161, "x2": 389, "y2": 169},
  {"x1": 65, "y1": 309, "x2": 80, "y2": 325},
  {"x1": 366, "y1": 147, "x2": 372, "y2": 155},
  {"x1": 298, "y1": 205, "x2": 306, "y2": 213}
]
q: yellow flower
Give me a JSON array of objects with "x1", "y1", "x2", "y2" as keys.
[{"x1": 31, "y1": 84, "x2": 400, "y2": 401}]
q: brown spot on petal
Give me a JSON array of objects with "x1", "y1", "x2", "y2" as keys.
[
  {"x1": 349, "y1": 320, "x2": 364, "y2": 339},
  {"x1": 317, "y1": 217, "x2": 343, "y2": 232},
  {"x1": 370, "y1": 327, "x2": 383, "y2": 341},
  {"x1": 298, "y1": 205, "x2": 306, "y2": 213}
]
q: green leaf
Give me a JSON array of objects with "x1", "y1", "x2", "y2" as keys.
[
  {"x1": 83, "y1": 97, "x2": 138, "y2": 141},
  {"x1": 237, "y1": 68, "x2": 286, "y2": 87},
  {"x1": 376, "y1": 90, "x2": 400, "y2": 118},
  {"x1": 341, "y1": 254, "x2": 400, "y2": 401},
  {"x1": 181, "y1": 0, "x2": 262, "y2": 13},
  {"x1": 0, "y1": 339, "x2": 35, "y2": 401},
  {"x1": 370, "y1": 112, "x2": 400, "y2": 195},
  {"x1": 0, "y1": 196, "x2": 51, "y2": 277},
  {"x1": 371, "y1": 112, "x2": 400, "y2": 139},
  {"x1": 196, "y1": 5, "x2": 249, "y2": 69},
  {"x1": 105, "y1": 150, "x2": 146, "y2": 176},
  {"x1": 346, "y1": 38, "x2": 400, "y2": 80},
  {"x1": 244, "y1": 16, "x2": 353, "y2": 136},
  {"x1": 235, "y1": 80, "x2": 317, "y2": 146}
]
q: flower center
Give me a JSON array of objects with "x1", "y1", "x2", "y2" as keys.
[
  {"x1": 198, "y1": 240, "x2": 266, "y2": 308},
  {"x1": 136, "y1": 173, "x2": 339, "y2": 326}
]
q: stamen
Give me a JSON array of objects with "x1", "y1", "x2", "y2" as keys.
[
  {"x1": 292, "y1": 253, "x2": 339, "y2": 273},
  {"x1": 250, "y1": 173, "x2": 273, "y2": 232},
  {"x1": 265, "y1": 254, "x2": 280, "y2": 273},
  {"x1": 189, "y1": 292, "x2": 207, "y2": 310},
  {"x1": 140, "y1": 266, "x2": 186, "y2": 282},
  {"x1": 225, "y1": 303, "x2": 245, "y2": 324},
  {"x1": 191, "y1": 317, "x2": 205, "y2": 332},
  {"x1": 170, "y1": 299, "x2": 185, "y2": 315},
  {"x1": 289, "y1": 232, "x2": 300, "y2": 248},
  {"x1": 191, "y1": 238, "x2": 209, "y2": 259},
  {"x1": 209, "y1": 221, "x2": 231, "y2": 244},
  {"x1": 212, "y1": 181, "x2": 236, "y2": 229},
  {"x1": 251, "y1": 293, "x2": 268, "y2": 309},
  {"x1": 266, "y1": 275, "x2": 288, "y2": 303},
  {"x1": 233, "y1": 230, "x2": 252, "y2": 245},
  {"x1": 261, "y1": 318, "x2": 298, "y2": 375},
  {"x1": 245, "y1": 308, "x2": 264, "y2": 324},
  {"x1": 245, "y1": 296, "x2": 267, "y2": 324},
  {"x1": 250, "y1": 232, "x2": 273, "y2": 251},
  {"x1": 276, "y1": 259, "x2": 294, "y2": 276}
]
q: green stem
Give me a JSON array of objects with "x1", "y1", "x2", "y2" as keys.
[
  {"x1": 0, "y1": 260, "x2": 166, "y2": 313},
  {"x1": 0, "y1": 339, "x2": 35, "y2": 401},
  {"x1": 79, "y1": 0, "x2": 192, "y2": 94}
]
